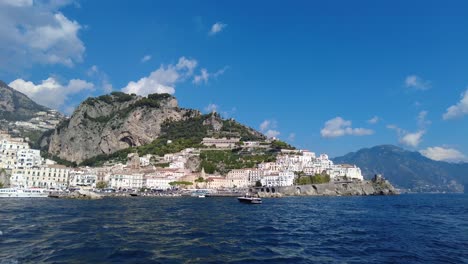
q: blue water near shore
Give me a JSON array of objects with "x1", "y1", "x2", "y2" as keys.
[{"x1": 1, "y1": 194, "x2": 467, "y2": 264}]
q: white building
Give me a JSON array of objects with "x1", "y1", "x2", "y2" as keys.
[
  {"x1": 16, "y1": 149, "x2": 42, "y2": 169},
  {"x1": 11, "y1": 165, "x2": 70, "y2": 189},
  {"x1": 202, "y1": 137, "x2": 240, "y2": 148},
  {"x1": 145, "y1": 176, "x2": 174, "y2": 190},
  {"x1": 69, "y1": 168, "x2": 97, "y2": 187},
  {"x1": 109, "y1": 172, "x2": 144, "y2": 190},
  {"x1": 226, "y1": 169, "x2": 251, "y2": 188},
  {"x1": 260, "y1": 171, "x2": 295, "y2": 187}
]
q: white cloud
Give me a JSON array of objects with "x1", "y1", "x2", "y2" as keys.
[
  {"x1": 443, "y1": 88, "x2": 468, "y2": 120},
  {"x1": 193, "y1": 69, "x2": 209, "y2": 84},
  {"x1": 209, "y1": 22, "x2": 227, "y2": 35},
  {"x1": 400, "y1": 130, "x2": 425, "y2": 148},
  {"x1": 288, "y1": 133, "x2": 296, "y2": 142},
  {"x1": 9, "y1": 77, "x2": 94, "y2": 110},
  {"x1": 204, "y1": 103, "x2": 218, "y2": 113},
  {"x1": 176, "y1": 56, "x2": 198, "y2": 75},
  {"x1": 387, "y1": 124, "x2": 425, "y2": 148},
  {"x1": 122, "y1": 56, "x2": 197, "y2": 96},
  {"x1": 0, "y1": 0, "x2": 33, "y2": 7},
  {"x1": 193, "y1": 66, "x2": 228, "y2": 85},
  {"x1": 320, "y1": 117, "x2": 374, "y2": 138},
  {"x1": 141, "y1": 55, "x2": 152, "y2": 63},
  {"x1": 420, "y1": 146, "x2": 468, "y2": 162},
  {"x1": 405, "y1": 75, "x2": 431, "y2": 90},
  {"x1": 259, "y1": 119, "x2": 280, "y2": 138},
  {"x1": 260, "y1": 120, "x2": 277, "y2": 132},
  {"x1": 0, "y1": 1, "x2": 85, "y2": 69},
  {"x1": 265, "y1": 130, "x2": 280, "y2": 138},
  {"x1": 367, "y1": 116, "x2": 379, "y2": 124}
]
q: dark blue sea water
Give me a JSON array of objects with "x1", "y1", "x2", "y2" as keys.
[{"x1": 1, "y1": 194, "x2": 467, "y2": 264}]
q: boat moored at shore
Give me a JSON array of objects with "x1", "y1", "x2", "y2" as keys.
[{"x1": 0, "y1": 188, "x2": 49, "y2": 198}]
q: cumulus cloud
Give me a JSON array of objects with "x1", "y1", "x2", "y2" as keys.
[
  {"x1": 405, "y1": 75, "x2": 431, "y2": 90},
  {"x1": 209, "y1": 22, "x2": 227, "y2": 35},
  {"x1": 0, "y1": 0, "x2": 85, "y2": 69},
  {"x1": 9, "y1": 77, "x2": 94, "y2": 110},
  {"x1": 122, "y1": 56, "x2": 197, "y2": 96},
  {"x1": 400, "y1": 130, "x2": 425, "y2": 148},
  {"x1": 193, "y1": 66, "x2": 228, "y2": 85},
  {"x1": 387, "y1": 124, "x2": 425, "y2": 148},
  {"x1": 141, "y1": 55, "x2": 152, "y2": 63},
  {"x1": 259, "y1": 119, "x2": 280, "y2": 139},
  {"x1": 367, "y1": 116, "x2": 380, "y2": 124},
  {"x1": 443, "y1": 88, "x2": 468, "y2": 120},
  {"x1": 320, "y1": 117, "x2": 374, "y2": 138},
  {"x1": 420, "y1": 146, "x2": 468, "y2": 163}
]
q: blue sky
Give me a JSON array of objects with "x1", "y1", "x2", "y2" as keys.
[{"x1": 1, "y1": 0, "x2": 468, "y2": 161}]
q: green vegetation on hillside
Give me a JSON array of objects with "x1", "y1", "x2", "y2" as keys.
[
  {"x1": 295, "y1": 174, "x2": 331, "y2": 185},
  {"x1": 271, "y1": 140, "x2": 296, "y2": 150},
  {"x1": 220, "y1": 119, "x2": 266, "y2": 141},
  {"x1": 137, "y1": 138, "x2": 202, "y2": 156},
  {"x1": 41, "y1": 152, "x2": 78, "y2": 167},
  {"x1": 160, "y1": 116, "x2": 208, "y2": 142},
  {"x1": 200, "y1": 149, "x2": 276, "y2": 175},
  {"x1": 80, "y1": 148, "x2": 134, "y2": 167},
  {"x1": 79, "y1": 137, "x2": 202, "y2": 167}
]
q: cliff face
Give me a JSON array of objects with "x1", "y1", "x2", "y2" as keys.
[
  {"x1": 0, "y1": 80, "x2": 49, "y2": 121},
  {"x1": 256, "y1": 176, "x2": 399, "y2": 197},
  {"x1": 47, "y1": 92, "x2": 200, "y2": 163}
]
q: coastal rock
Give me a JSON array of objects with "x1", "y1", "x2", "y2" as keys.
[
  {"x1": 255, "y1": 177, "x2": 399, "y2": 197},
  {"x1": 68, "y1": 190, "x2": 102, "y2": 200}
]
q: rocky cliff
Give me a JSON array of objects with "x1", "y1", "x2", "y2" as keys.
[
  {"x1": 46, "y1": 92, "x2": 266, "y2": 164},
  {"x1": 0, "y1": 80, "x2": 48, "y2": 121},
  {"x1": 256, "y1": 175, "x2": 399, "y2": 197},
  {"x1": 46, "y1": 92, "x2": 199, "y2": 163}
]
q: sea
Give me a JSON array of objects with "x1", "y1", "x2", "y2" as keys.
[{"x1": 0, "y1": 194, "x2": 467, "y2": 264}]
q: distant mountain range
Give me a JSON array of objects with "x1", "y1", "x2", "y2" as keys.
[
  {"x1": 333, "y1": 145, "x2": 467, "y2": 193},
  {"x1": 0, "y1": 80, "x2": 49, "y2": 121}
]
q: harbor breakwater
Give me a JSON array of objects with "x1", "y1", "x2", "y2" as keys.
[{"x1": 254, "y1": 175, "x2": 399, "y2": 198}]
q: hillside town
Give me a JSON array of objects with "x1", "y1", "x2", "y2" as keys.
[{"x1": 1, "y1": 131, "x2": 364, "y2": 191}]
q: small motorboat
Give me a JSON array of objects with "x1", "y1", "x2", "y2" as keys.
[
  {"x1": 237, "y1": 195, "x2": 262, "y2": 204},
  {"x1": 198, "y1": 195, "x2": 205, "y2": 198}
]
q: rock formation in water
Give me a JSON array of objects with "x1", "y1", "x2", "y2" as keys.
[{"x1": 257, "y1": 175, "x2": 399, "y2": 197}]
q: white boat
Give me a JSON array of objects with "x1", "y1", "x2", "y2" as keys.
[
  {"x1": 0, "y1": 188, "x2": 49, "y2": 198},
  {"x1": 237, "y1": 196, "x2": 262, "y2": 204},
  {"x1": 198, "y1": 195, "x2": 205, "y2": 198}
]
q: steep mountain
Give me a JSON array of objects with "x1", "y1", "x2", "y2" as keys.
[
  {"x1": 45, "y1": 92, "x2": 265, "y2": 164},
  {"x1": 0, "y1": 80, "x2": 49, "y2": 121},
  {"x1": 333, "y1": 145, "x2": 468, "y2": 193}
]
